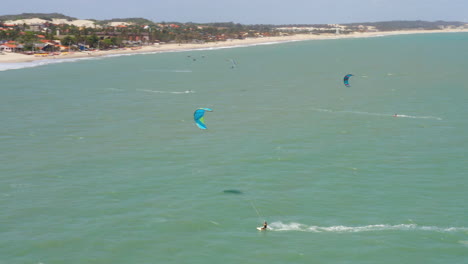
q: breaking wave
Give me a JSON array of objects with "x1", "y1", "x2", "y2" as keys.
[{"x1": 0, "y1": 56, "x2": 98, "y2": 71}]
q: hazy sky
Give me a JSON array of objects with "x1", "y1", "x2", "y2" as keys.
[{"x1": 2, "y1": 0, "x2": 467, "y2": 24}]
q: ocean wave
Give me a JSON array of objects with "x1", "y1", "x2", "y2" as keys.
[
  {"x1": 0, "y1": 51, "x2": 182, "y2": 72},
  {"x1": 192, "y1": 39, "x2": 302, "y2": 51},
  {"x1": 268, "y1": 222, "x2": 468, "y2": 233},
  {"x1": 0, "y1": 56, "x2": 100, "y2": 71}
]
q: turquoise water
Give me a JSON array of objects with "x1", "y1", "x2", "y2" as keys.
[{"x1": 1, "y1": 33, "x2": 467, "y2": 264}]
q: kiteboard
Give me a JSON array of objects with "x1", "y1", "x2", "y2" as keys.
[{"x1": 257, "y1": 227, "x2": 267, "y2": 231}]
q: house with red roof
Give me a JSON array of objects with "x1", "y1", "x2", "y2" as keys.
[{"x1": 0, "y1": 43, "x2": 18, "y2": 52}]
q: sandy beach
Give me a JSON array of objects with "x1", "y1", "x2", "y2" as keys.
[{"x1": 1, "y1": 29, "x2": 467, "y2": 64}]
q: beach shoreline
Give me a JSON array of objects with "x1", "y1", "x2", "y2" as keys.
[{"x1": 1, "y1": 29, "x2": 467, "y2": 64}]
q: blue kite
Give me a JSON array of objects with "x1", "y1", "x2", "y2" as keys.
[
  {"x1": 343, "y1": 74, "x2": 353, "y2": 87},
  {"x1": 194, "y1": 108, "x2": 213, "y2": 129}
]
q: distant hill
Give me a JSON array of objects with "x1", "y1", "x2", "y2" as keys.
[
  {"x1": 0, "y1": 13, "x2": 157, "y2": 25},
  {"x1": 269, "y1": 20, "x2": 466, "y2": 30},
  {"x1": 97, "y1": 18, "x2": 155, "y2": 25},
  {"x1": 0, "y1": 13, "x2": 465, "y2": 29},
  {"x1": 345, "y1": 20, "x2": 466, "y2": 31},
  {"x1": 0, "y1": 13, "x2": 77, "y2": 21}
]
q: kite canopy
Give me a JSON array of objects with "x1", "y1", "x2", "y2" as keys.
[
  {"x1": 343, "y1": 74, "x2": 353, "y2": 87},
  {"x1": 228, "y1": 59, "x2": 237, "y2": 69},
  {"x1": 194, "y1": 108, "x2": 213, "y2": 129}
]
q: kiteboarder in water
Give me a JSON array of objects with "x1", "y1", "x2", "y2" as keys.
[{"x1": 261, "y1": 221, "x2": 268, "y2": 230}]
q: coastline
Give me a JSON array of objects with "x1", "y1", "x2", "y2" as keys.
[{"x1": 1, "y1": 28, "x2": 467, "y2": 64}]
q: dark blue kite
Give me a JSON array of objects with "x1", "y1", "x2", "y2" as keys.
[{"x1": 343, "y1": 74, "x2": 353, "y2": 87}]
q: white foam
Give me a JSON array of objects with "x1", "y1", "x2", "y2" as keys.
[
  {"x1": 0, "y1": 56, "x2": 100, "y2": 71},
  {"x1": 142, "y1": 69, "x2": 192, "y2": 73},
  {"x1": 136, "y1": 89, "x2": 194, "y2": 94},
  {"x1": 393, "y1": 114, "x2": 442, "y2": 120},
  {"x1": 311, "y1": 108, "x2": 442, "y2": 120},
  {"x1": 270, "y1": 222, "x2": 305, "y2": 231},
  {"x1": 106, "y1": 88, "x2": 125, "y2": 92},
  {"x1": 210, "y1": 221, "x2": 220, "y2": 225},
  {"x1": 268, "y1": 222, "x2": 468, "y2": 233}
]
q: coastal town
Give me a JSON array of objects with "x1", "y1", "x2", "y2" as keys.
[
  {"x1": 0, "y1": 16, "x2": 340, "y2": 54},
  {"x1": 1, "y1": 13, "x2": 467, "y2": 61}
]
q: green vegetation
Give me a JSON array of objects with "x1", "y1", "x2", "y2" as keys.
[
  {"x1": 96, "y1": 17, "x2": 155, "y2": 26},
  {"x1": 0, "y1": 13, "x2": 281, "y2": 49},
  {"x1": 1, "y1": 13, "x2": 466, "y2": 53},
  {"x1": 0, "y1": 13, "x2": 77, "y2": 21}
]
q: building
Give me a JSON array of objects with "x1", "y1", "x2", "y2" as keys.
[{"x1": 0, "y1": 43, "x2": 19, "y2": 52}]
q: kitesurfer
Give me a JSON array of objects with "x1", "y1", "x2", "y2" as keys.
[
  {"x1": 393, "y1": 113, "x2": 398, "y2": 117},
  {"x1": 261, "y1": 221, "x2": 268, "y2": 230}
]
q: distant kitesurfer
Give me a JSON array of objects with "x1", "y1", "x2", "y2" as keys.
[
  {"x1": 261, "y1": 221, "x2": 268, "y2": 230},
  {"x1": 393, "y1": 113, "x2": 398, "y2": 117}
]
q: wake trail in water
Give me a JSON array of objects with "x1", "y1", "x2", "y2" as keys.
[
  {"x1": 312, "y1": 108, "x2": 443, "y2": 120},
  {"x1": 136, "y1": 89, "x2": 194, "y2": 94},
  {"x1": 142, "y1": 69, "x2": 192, "y2": 73},
  {"x1": 268, "y1": 222, "x2": 468, "y2": 233},
  {"x1": 106, "y1": 88, "x2": 124, "y2": 92}
]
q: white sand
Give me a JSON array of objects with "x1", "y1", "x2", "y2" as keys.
[
  {"x1": 1, "y1": 29, "x2": 467, "y2": 64},
  {"x1": 4, "y1": 18, "x2": 97, "y2": 27},
  {"x1": 4, "y1": 18, "x2": 49, "y2": 25},
  {"x1": 108, "y1": 22, "x2": 133, "y2": 27},
  {"x1": 67, "y1": 20, "x2": 97, "y2": 28}
]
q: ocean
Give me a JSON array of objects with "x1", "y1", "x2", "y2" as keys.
[{"x1": 1, "y1": 33, "x2": 467, "y2": 264}]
